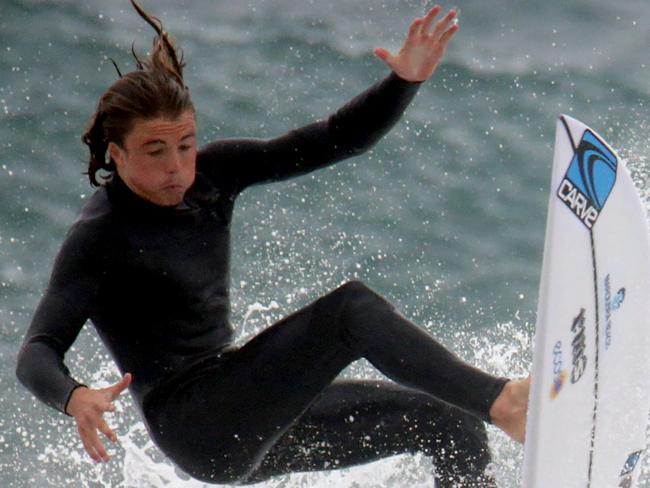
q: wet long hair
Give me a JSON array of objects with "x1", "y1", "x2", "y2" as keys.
[{"x1": 81, "y1": 0, "x2": 195, "y2": 187}]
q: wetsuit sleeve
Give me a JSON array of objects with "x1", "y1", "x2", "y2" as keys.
[
  {"x1": 16, "y1": 222, "x2": 103, "y2": 415},
  {"x1": 198, "y1": 71, "x2": 422, "y2": 193}
]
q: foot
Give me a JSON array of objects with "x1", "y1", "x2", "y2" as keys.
[{"x1": 488, "y1": 377, "x2": 530, "y2": 443}]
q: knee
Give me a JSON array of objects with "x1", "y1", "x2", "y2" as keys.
[
  {"x1": 334, "y1": 280, "x2": 393, "y2": 315},
  {"x1": 310, "y1": 280, "x2": 395, "y2": 339},
  {"x1": 334, "y1": 280, "x2": 378, "y2": 301},
  {"x1": 326, "y1": 280, "x2": 394, "y2": 324}
]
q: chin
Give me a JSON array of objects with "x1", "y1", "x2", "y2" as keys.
[
  {"x1": 145, "y1": 190, "x2": 186, "y2": 207},
  {"x1": 160, "y1": 195, "x2": 186, "y2": 207}
]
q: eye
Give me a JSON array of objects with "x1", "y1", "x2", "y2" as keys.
[
  {"x1": 180, "y1": 145, "x2": 193, "y2": 152},
  {"x1": 148, "y1": 149, "x2": 163, "y2": 156}
]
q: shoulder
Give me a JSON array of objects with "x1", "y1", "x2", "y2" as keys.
[
  {"x1": 74, "y1": 188, "x2": 114, "y2": 228},
  {"x1": 197, "y1": 138, "x2": 259, "y2": 160},
  {"x1": 63, "y1": 188, "x2": 119, "y2": 253},
  {"x1": 77, "y1": 187, "x2": 112, "y2": 221},
  {"x1": 194, "y1": 138, "x2": 265, "y2": 196},
  {"x1": 196, "y1": 138, "x2": 271, "y2": 171},
  {"x1": 47, "y1": 189, "x2": 120, "y2": 284}
]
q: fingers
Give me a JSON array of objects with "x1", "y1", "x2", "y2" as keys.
[
  {"x1": 409, "y1": 6, "x2": 457, "y2": 43},
  {"x1": 373, "y1": 47, "x2": 392, "y2": 63},
  {"x1": 428, "y1": 8, "x2": 458, "y2": 41},
  {"x1": 105, "y1": 373, "x2": 132, "y2": 402},
  {"x1": 77, "y1": 415, "x2": 112, "y2": 463},
  {"x1": 70, "y1": 381, "x2": 128, "y2": 463},
  {"x1": 420, "y1": 5, "x2": 443, "y2": 34},
  {"x1": 79, "y1": 425, "x2": 103, "y2": 462},
  {"x1": 438, "y1": 21, "x2": 459, "y2": 48},
  {"x1": 78, "y1": 407, "x2": 118, "y2": 462},
  {"x1": 407, "y1": 16, "x2": 425, "y2": 40},
  {"x1": 98, "y1": 417, "x2": 118, "y2": 444}
]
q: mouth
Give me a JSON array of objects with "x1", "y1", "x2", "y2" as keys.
[{"x1": 163, "y1": 183, "x2": 186, "y2": 192}]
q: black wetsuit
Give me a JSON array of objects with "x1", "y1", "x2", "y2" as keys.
[{"x1": 17, "y1": 72, "x2": 507, "y2": 487}]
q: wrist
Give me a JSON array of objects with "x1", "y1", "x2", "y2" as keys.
[
  {"x1": 390, "y1": 70, "x2": 425, "y2": 84},
  {"x1": 64, "y1": 384, "x2": 88, "y2": 417}
]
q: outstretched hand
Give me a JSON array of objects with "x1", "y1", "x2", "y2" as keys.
[
  {"x1": 66, "y1": 373, "x2": 132, "y2": 463},
  {"x1": 374, "y1": 5, "x2": 459, "y2": 82}
]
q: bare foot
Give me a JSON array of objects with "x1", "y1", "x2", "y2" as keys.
[{"x1": 489, "y1": 377, "x2": 530, "y2": 443}]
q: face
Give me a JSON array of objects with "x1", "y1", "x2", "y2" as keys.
[{"x1": 108, "y1": 110, "x2": 197, "y2": 207}]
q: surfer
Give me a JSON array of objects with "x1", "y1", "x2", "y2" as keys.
[{"x1": 16, "y1": 1, "x2": 529, "y2": 486}]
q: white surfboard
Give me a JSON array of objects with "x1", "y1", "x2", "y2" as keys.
[{"x1": 522, "y1": 115, "x2": 650, "y2": 488}]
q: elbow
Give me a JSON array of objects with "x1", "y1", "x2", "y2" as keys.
[
  {"x1": 329, "y1": 116, "x2": 383, "y2": 160},
  {"x1": 15, "y1": 341, "x2": 39, "y2": 390},
  {"x1": 337, "y1": 120, "x2": 388, "y2": 157},
  {"x1": 336, "y1": 135, "x2": 381, "y2": 160},
  {"x1": 15, "y1": 345, "x2": 29, "y2": 388}
]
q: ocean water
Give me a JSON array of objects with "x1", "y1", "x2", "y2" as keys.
[{"x1": 1, "y1": 0, "x2": 650, "y2": 486}]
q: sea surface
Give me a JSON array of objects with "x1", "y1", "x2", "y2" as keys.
[{"x1": 1, "y1": 0, "x2": 650, "y2": 486}]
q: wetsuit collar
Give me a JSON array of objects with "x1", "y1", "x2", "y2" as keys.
[{"x1": 106, "y1": 174, "x2": 193, "y2": 213}]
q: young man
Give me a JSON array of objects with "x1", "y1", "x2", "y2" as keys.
[{"x1": 17, "y1": 1, "x2": 528, "y2": 486}]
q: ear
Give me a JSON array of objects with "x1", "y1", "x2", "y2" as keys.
[{"x1": 108, "y1": 142, "x2": 126, "y2": 168}]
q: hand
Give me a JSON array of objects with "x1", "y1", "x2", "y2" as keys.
[
  {"x1": 66, "y1": 373, "x2": 132, "y2": 463},
  {"x1": 374, "y1": 5, "x2": 459, "y2": 82}
]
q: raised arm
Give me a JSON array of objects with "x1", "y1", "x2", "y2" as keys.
[
  {"x1": 197, "y1": 72, "x2": 421, "y2": 192},
  {"x1": 197, "y1": 6, "x2": 458, "y2": 193}
]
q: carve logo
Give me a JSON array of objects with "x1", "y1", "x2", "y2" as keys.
[{"x1": 557, "y1": 129, "x2": 617, "y2": 229}]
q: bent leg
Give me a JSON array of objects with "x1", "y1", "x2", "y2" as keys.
[
  {"x1": 335, "y1": 281, "x2": 507, "y2": 421},
  {"x1": 144, "y1": 281, "x2": 506, "y2": 483},
  {"x1": 145, "y1": 282, "x2": 366, "y2": 482},
  {"x1": 249, "y1": 380, "x2": 497, "y2": 488}
]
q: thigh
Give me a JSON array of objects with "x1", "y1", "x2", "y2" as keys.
[
  {"x1": 145, "y1": 288, "x2": 361, "y2": 481},
  {"x1": 249, "y1": 380, "x2": 496, "y2": 488}
]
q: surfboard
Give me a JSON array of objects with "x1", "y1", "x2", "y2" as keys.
[{"x1": 522, "y1": 115, "x2": 650, "y2": 488}]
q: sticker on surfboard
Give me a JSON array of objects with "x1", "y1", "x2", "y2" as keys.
[{"x1": 556, "y1": 129, "x2": 617, "y2": 229}]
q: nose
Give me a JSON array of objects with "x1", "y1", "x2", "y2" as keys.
[{"x1": 166, "y1": 150, "x2": 183, "y2": 174}]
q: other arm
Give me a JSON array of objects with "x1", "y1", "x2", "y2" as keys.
[
  {"x1": 16, "y1": 223, "x2": 99, "y2": 414},
  {"x1": 16, "y1": 220, "x2": 130, "y2": 463},
  {"x1": 199, "y1": 7, "x2": 458, "y2": 192}
]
